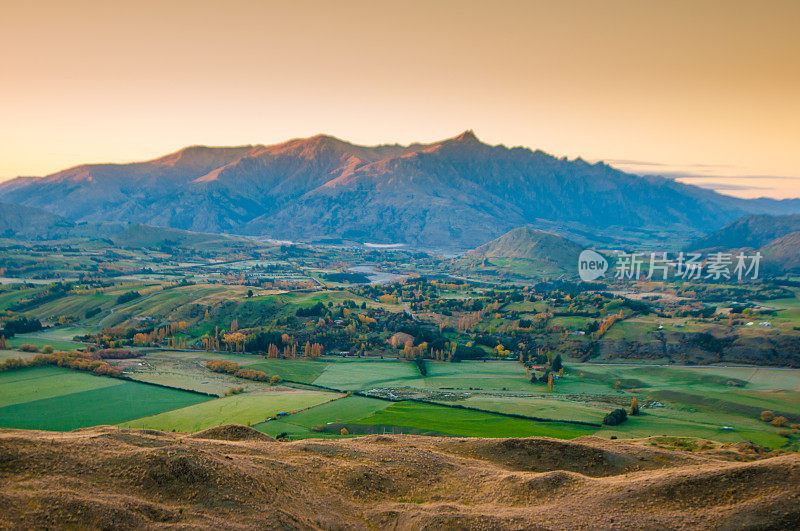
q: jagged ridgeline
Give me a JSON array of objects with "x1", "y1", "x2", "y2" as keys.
[{"x1": 3, "y1": 132, "x2": 799, "y2": 249}]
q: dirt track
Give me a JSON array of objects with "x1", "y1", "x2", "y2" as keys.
[{"x1": 1, "y1": 426, "x2": 798, "y2": 529}]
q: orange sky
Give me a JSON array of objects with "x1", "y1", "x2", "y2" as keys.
[{"x1": 1, "y1": 0, "x2": 798, "y2": 198}]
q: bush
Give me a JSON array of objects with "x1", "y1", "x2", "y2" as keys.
[
  {"x1": 18, "y1": 343, "x2": 39, "y2": 353},
  {"x1": 206, "y1": 359, "x2": 240, "y2": 374},
  {"x1": 603, "y1": 408, "x2": 628, "y2": 426},
  {"x1": 771, "y1": 416, "x2": 787, "y2": 427},
  {"x1": 41, "y1": 345, "x2": 54, "y2": 354},
  {"x1": 760, "y1": 410, "x2": 775, "y2": 422},
  {"x1": 270, "y1": 375, "x2": 282, "y2": 385},
  {"x1": 96, "y1": 349, "x2": 140, "y2": 359},
  {"x1": 233, "y1": 368, "x2": 269, "y2": 381}
]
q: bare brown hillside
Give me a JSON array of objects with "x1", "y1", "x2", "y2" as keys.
[{"x1": 1, "y1": 426, "x2": 798, "y2": 529}]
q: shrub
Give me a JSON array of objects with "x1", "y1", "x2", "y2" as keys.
[
  {"x1": 233, "y1": 368, "x2": 269, "y2": 381},
  {"x1": 771, "y1": 416, "x2": 787, "y2": 427},
  {"x1": 18, "y1": 344, "x2": 39, "y2": 353},
  {"x1": 270, "y1": 375, "x2": 282, "y2": 385},
  {"x1": 603, "y1": 408, "x2": 628, "y2": 426},
  {"x1": 760, "y1": 410, "x2": 775, "y2": 422},
  {"x1": 206, "y1": 359, "x2": 240, "y2": 374},
  {"x1": 340, "y1": 427, "x2": 349, "y2": 436},
  {"x1": 41, "y1": 345, "x2": 54, "y2": 354}
]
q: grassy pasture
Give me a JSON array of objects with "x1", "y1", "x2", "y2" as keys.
[
  {"x1": 0, "y1": 366, "x2": 118, "y2": 408},
  {"x1": 0, "y1": 367, "x2": 209, "y2": 431},
  {"x1": 350, "y1": 401, "x2": 596, "y2": 439},
  {"x1": 246, "y1": 358, "x2": 328, "y2": 383},
  {"x1": 121, "y1": 389, "x2": 339, "y2": 432},
  {"x1": 312, "y1": 360, "x2": 424, "y2": 390},
  {"x1": 8, "y1": 336, "x2": 85, "y2": 350},
  {"x1": 255, "y1": 395, "x2": 392, "y2": 438}
]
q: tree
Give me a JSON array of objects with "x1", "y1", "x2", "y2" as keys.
[
  {"x1": 603, "y1": 408, "x2": 628, "y2": 426},
  {"x1": 547, "y1": 372, "x2": 554, "y2": 391},
  {"x1": 247, "y1": 289, "x2": 253, "y2": 298},
  {"x1": 630, "y1": 397, "x2": 639, "y2": 415},
  {"x1": 340, "y1": 427, "x2": 349, "y2": 436},
  {"x1": 760, "y1": 410, "x2": 775, "y2": 422},
  {"x1": 771, "y1": 416, "x2": 787, "y2": 427}
]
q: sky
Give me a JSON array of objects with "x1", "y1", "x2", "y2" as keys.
[{"x1": 1, "y1": 0, "x2": 798, "y2": 198}]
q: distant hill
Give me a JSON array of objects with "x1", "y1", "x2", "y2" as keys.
[
  {"x1": 687, "y1": 214, "x2": 800, "y2": 273},
  {"x1": 2, "y1": 132, "x2": 799, "y2": 249},
  {"x1": 0, "y1": 202, "x2": 75, "y2": 239},
  {"x1": 469, "y1": 226, "x2": 582, "y2": 265},
  {"x1": 0, "y1": 201, "x2": 251, "y2": 251},
  {"x1": 760, "y1": 231, "x2": 800, "y2": 272},
  {"x1": 687, "y1": 214, "x2": 800, "y2": 251}
]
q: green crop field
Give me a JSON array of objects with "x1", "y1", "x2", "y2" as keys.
[
  {"x1": 0, "y1": 367, "x2": 210, "y2": 431},
  {"x1": 255, "y1": 395, "x2": 392, "y2": 438},
  {"x1": 312, "y1": 360, "x2": 424, "y2": 390},
  {"x1": 246, "y1": 359, "x2": 328, "y2": 383},
  {"x1": 349, "y1": 401, "x2": 596, "y2": 439},
  {"x1": 0, "y1": 366, "x2": 119, "y2": 407},
  {"x1": 121, "y1": 389, "x2": 340, "y2": 432}
]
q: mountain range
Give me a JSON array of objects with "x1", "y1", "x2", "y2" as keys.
[
  {"x1": 688, "y1": 214, "x2": 800, "y2": 272},
  {"x1": 2, "y1": 131, "x2": 799, "y2": 249}
]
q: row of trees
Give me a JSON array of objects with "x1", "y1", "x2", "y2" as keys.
[
  {"x1": 0, "y1": 351, "x2": 121, "y2": 377},
  {"x1": 205, "y1": 359, "x2": 282, "y2": 384}
]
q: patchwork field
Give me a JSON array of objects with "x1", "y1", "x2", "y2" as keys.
[
  {"x1": 348, "y1": 401, "x2": 596, "y2": 439},
  {"x1": 121, "y1": 389, "x2": 340, "y2": 432},
  {"x1": 0, "y1": 367, "x2": 210, "y2": 431},
  {"x1": 2, "y1": 346, "x2": 798, "y2": 449},
  {"x1": 255, "y1": 395, "x2": 393, "y2": 438}
]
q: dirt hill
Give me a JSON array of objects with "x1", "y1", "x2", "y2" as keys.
[{"x1": 1, "y1": 426, "x2": 798, "y2": 529}]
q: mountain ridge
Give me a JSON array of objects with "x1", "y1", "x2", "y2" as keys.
[{"x1": 3, "y1": 132, "x2": 799, "y2": 249}]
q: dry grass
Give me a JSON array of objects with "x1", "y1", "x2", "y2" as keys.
[{"x1": 0, "y1": 427, "x2": 798, "y2": 529}]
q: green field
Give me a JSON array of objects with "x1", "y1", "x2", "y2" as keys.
[
  {"x1": 121, "y1": 389, "x2": 340, "y2": 432},
  {"x1": 313, "y1": 360, "x2": 424, "y2": 390},
  {"x1": 8, "y1": 336, "x2": 85, "y2": 351},
  {"x1": 255, "y1": 395, "x2": 392, "y2": 438},
  {"x1": 246, "y1": 358, "x2": 328, "y2": 383},
  {"x1": 350, "y1": 401, "x2": 596, "y2": 439},
  {"x1": 0, "y1": 367, "x2": 210, "y2": 431},
  {"x1": 2, "y1": 350, "x2": 798, "y2": 448}
]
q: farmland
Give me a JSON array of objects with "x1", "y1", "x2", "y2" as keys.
[
  {"x1": 0, "y1": 367, "x2": 210, "y2": 431},
  {"x1": 1, "y1": 235, "x2": 799, "y2": 451},
  {"x1": 121, "y1": 389, "x2": 339, "y2": 432}
]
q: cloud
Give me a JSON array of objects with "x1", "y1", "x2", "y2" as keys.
[
  {"x1": 660, "y1": 172, "x2": 800, "y2": 181},
  {"x1": 688, "y1": 182, "x2": 770, "y2": 191}
]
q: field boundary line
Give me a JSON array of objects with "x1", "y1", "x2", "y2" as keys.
[{"x1": 277, "y1": 378, "x2": 602, "y2": 427}]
